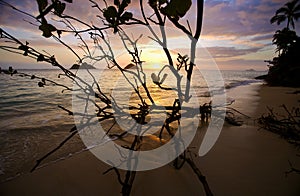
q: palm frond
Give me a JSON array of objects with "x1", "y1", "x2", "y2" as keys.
[
  {"x1": 270, "y1": 14, "x2": 286, "y2": 24},
  {"x1": 276, "y1": 7, "x2": 289, "y2": 15}
]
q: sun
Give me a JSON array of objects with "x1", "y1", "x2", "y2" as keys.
[{"x1": 152, "y1": 64, "x2": 162, "y2": 69}]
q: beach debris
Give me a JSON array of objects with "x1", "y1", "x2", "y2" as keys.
[
  {"x1": 225, "y1": 111, "x2": 243, "y2": 126},
  {"x1": 258, "y1": 104, "x2": 300, "y2": 146},
  {"x1": 285, "y1": 159, "x2": 300, "y2": 176}
]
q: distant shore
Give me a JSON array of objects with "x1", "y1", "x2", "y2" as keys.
[{"x1": 1, "y1": 84, "x2": 300, "y2": 195}]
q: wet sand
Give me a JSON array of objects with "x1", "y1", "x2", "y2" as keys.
[{"x1": 1, "y1": 85, "x2": 300, "y2": 195}]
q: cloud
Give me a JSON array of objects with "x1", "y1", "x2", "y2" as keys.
[
  {"x1": 250, "y1": 33, "x2": 273, "y2": 41},
  {"x1": 1, "y1": 0, "x2": 295, "y2": 70},
  {"x1": 0, "y1": 0, "x2": 38, "y2": 30},
  {"x1": 215, "y1": 58, "x2": 268, "y2": 70},
  {"x1": 206, "y1": 46, "x2": 261, "y2": 58},
  {"x1": 202, "y1": 0, "x2": 284, "y2": 37}
]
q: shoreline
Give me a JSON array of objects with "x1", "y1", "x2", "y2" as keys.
[
  {"x1": 1, "y1": 84, "x2": 300, "y2": 195},
  {"x1": 199, "y1": 84, "x2": 300, "y2": 195}
]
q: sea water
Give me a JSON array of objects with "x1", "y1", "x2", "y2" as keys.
[{"x1": 0, "y1": 68, "x2": 266, "y2": 183}]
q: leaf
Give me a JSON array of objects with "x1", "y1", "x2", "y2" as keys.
[
  {"x1": 120, "y1": 11, "x2": 133, "y2": 22},
  {"x1": 37, "y1": 54, "x2": 45, "y2": 62},
  {"x1": 160, "y1": 0, "x2": 191, "y2": 20},
  {"x1": 18, "y1": 45, "x2": 29, "y2": 56},
  {"x1": 103, "y1": 6, "x2": 118, "y2": 23},
  {"x1": 160, "y1": 73, "x2": 168, "y2": 84},
  {"x1": 36, "y1": 0, "x2": 48, "y2": 11},
  {"x1": 38, "y1": 81, "x2": 45, "y2": 87},
  {"x1": 53, "y1": 1, "x2": 66, "y2": 16},
  {"x1": 114, "y1": 0, "x2": 120, "y2": 6},
  {"x1": 63, "y1": 0, "x2": 72, "y2": 3},
  {"x1": 149, "y1": 0, "x2": 167, "y2": 7},
  {"x1": 39, "y1": 23, "x2": 56, "y2": 38},
  {"x1": 57, "y1": 30, "x2": 62, "y2": 38},
  {"x1": 151, "y1": 73, "x2": 160, "y2": 84},
  {"x1": 159, "y1": 0, "x2": 167, "y2": 5},
  {"x1": 124, "y1": 63, "x2": 135, "y2": 69},
  {"x1": 18, "y1": 45, "x2": 29, "y2": 51},
  {"x1": 148, "y1": 0, "x2": 157, "y2": 8},
  {"x1": 36, "y1": 2, "x2": 55, "y2": 19},
  {"x1": 120, "y1": 0, "x2": 131, "y2": 8}
]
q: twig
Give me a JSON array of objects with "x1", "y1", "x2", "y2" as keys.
[{"x1": 31, "y1": 130, "x2": 78, "y2": 172}]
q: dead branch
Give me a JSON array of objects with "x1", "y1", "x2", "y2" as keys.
[
  {"x1": 257, "y1": 104, "x2": 300, "y2": 146},
  {"x1": 31, "y1": 129, "x2": 78, "y2": 172}
]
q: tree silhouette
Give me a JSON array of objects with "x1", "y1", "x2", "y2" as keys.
[
  {"x1": 0, "y1": 0, "x2": 221, "y2": 195},
  {"x1": 270, "y1": 0, "x2": 300, "y2": 29},
  {"x1": 272, "y1": 27, "x2": 297, "y2": 55},
  {"x1": 265, "y1": 0, "x2": 300, "y2": 87}
]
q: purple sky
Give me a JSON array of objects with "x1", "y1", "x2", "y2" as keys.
[{"x1": 0, "y1": 0, "x2": 299, "y2": 70}]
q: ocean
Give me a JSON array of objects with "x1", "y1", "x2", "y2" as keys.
[{"x1": 0, "y1": 68, "x2": 266, "y2": 183}]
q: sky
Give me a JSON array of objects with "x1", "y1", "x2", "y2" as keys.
[{"x1": 0, "y1": 0, "x2": 299, "y2": 70}]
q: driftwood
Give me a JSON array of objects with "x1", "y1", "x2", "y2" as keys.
[
  {"x1": 258, "y1": 105, "x2": 300, "y2": 176},
  {"x1": 257, "y1": 104, "x2": 300, "y2": 146},
  {"x1": 285, "y1": 159, "x2": 300, "y2": 176}
]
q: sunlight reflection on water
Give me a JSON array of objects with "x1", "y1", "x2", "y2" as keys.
[{"x1": 0, "y1": 69, "x2": 266, "y2": 181}]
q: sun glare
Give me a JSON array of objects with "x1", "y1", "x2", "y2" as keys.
[{"x1": 151, "y1": 64, "x2": 161, "y2": 69}]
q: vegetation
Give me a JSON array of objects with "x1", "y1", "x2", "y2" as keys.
[
  {"x1": 265, "y1": 0, "x2": 300, "y2": 87},
  {"x1": 270, "y1": 0, "x2": 300, "y2": 29},
  {"x1": 0, "y1": 0, "x2": 221, "y2": 195}
]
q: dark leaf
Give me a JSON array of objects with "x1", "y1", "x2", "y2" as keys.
[
  {"x1": 36, "y1": 3, "x2": 55, "y2": 19},
  {"x1": 37, "y1": 54, "x2": 45, "y2": 62},
  {"x1": 124, "y1": 63, "x2": 135, "y2": 69},
  {"x1": 120, "y1": 11, "x2": 133, "y2": 23},
  {"x1": 39, "y1": 23, "x2": 56, "y2": 38},
  {"x1": 31, "y1": 75, "x2": 36, "y2": 79},
  {"x1": 18, "y1": 45, "x2": 29, "y2": 51},
  {"x1": 159, "y1": 0, "x2": 167, "y2": 5},
  {"x1": 36, "y1": 0, "x2": 48, "y2": 11},
  {"x1": 57, "y1": 30, "x2": 62, "y2": 38},
  {"x1": 50, "y1": 55, "x2": 56, "y2": 65},
  {"x1": 149, "y1": 0, "x2": 167, "y2": 7},
  {"x1": 19, "y1": 45, "x2": 29, "y2": 56},
  {"x1": 160, "y1": 73, "x2": 168, "y2": 84},
  {"x1": 63, "y1": 0, "x2": 72, "y2": 3},
  {"x1": 103, "y1": 6, "x2": 118, "y2": 23},
  {"x1": 160, "y1": 0, "x2": 191, "y2": 20},
  {"x1": 120, "y1": 0, "x2": 131, "y2": 8},
  {"x1": 53, "y1": 1, "x2": 66, "y2": 16},
  {"x1": 151, "y1": 73, "x2": 160, "y2": 84},
  {"x1": 148, "y1": 0, "x2": 157, "y2": 8},
  {"x1": 38, "y1": 81, "x2": 45, "y2": 87},
  {"x1": 114, "y1": 0, "x2": 120, "y2": 6}
]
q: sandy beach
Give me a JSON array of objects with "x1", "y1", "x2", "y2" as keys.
[{"x1": 1, "y1": 84, "x2": 300, "y2": 196}]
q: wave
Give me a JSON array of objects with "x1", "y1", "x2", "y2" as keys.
[{"x1": 225, "y1": 79, "x2": 261, "y2": 90}]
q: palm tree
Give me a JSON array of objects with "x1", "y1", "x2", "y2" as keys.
[
  {"x1": 272, "y1": 28, "x2": 297, "y2": 55},
  {"x1": 270, "y1": 0, "x2": 300, "y2": 29}
]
